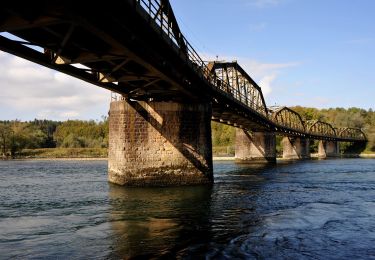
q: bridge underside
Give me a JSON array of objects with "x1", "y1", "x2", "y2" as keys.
[
  {"x1": 0, "y1": 1, "x2": 206, "y2": 102},
  {"x1": 0, "y1": 0, "x2": 367, "y2": 186},
  {"x1": 1, "y1": 1, "x2": 365, "y2": 141},
  {"x1": 0, "y1": 0, "x2": 273, "y2": 130},
  {"x1": 212, "y1": 103, "x2": 270, "y2": 131}
]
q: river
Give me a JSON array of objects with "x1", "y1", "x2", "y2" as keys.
[{"x1": 0, "y1": 159, "x2": 374, "y2": 259}]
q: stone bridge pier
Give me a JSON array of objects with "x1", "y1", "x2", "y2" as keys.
[
  {"x1": 318, "y1": 140, "x2": 340, "y2": 158},
  {"x1": 281, "y1": 137, "x2": 310, "y2": 160},
  {"x1": 108, "y1": 100, "x2": 213, "y2": 186},
  {"x1": 235, "y1": 129, "x2": 276, "y2": 163}
]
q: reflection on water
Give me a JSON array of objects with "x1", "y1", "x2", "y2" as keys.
[
  {"x1": 0, "y1": 159, "x2": 375, "y2": 258},
  {"x1": 108, "y1": 185, "x2": 213, "y2": 258},
  {"x1": 107, "y1": 163, "x2": 276, "y2": 258}
]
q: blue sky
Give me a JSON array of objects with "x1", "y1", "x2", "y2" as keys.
[{"x1": 0, "y1": 0, "x2": 374, "y2": 120}]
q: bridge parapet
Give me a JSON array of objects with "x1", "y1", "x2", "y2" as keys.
[
  {"x1": 137, "y1": 1, "x2": 270, "y2": 120},
  {"x1": 137, "y1": 0, "x2": 205, "y2": 70},
  {"x1": 135, "y1": 1, "x2": 368, "y2": 143}
]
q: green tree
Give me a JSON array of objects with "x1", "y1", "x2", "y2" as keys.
[
  {"x1": 0, "y1": 123, "x2": 12, "y2": 157},
  {"x1": 54, "y1": 119, "x2": 108, "y2": 148}
]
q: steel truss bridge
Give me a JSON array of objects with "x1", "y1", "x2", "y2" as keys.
[{"x1": 0, "y1": 0, "x2": 367, "y2": 143}]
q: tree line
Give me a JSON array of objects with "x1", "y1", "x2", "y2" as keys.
[
  {"x1": 212, "y1": 106, "x2": 375, "y2": 153},
  {"x1": 0, "y1": 119, "x2": 108, "y2": 157},
  {"x1": 1, "y1": 107, "x2": 374, "y2": 157}
]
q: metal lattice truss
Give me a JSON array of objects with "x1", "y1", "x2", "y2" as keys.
[
  {"x1": 338, "y1": 128, "x2": 367, "y2": 141},
  {"x1": 208, "y1": 61, "x2": 268, "y2": 117},
  {"x1": 307, "y1": 120, "x2": 336, "y2": 139},
  {"x1": 268, "y1": 108, "x2": 367, "y2": 141},
  {"x1": 270, "y1": 106, "x2": 305, "y2": 135},
  {"x1": 0, "y1": 0, "x2": 368, "y2": 143},
  {"x1": 0, "y1": 0, "x2": 211, "y2": 102}
]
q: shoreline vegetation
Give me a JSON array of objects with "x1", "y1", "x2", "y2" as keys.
[
  {"x1": 2, "y1": 147, "x2": 374, "y2": 161},
  {"x1": 1, "y1": 107, "x2": 375, "y2": 160}
]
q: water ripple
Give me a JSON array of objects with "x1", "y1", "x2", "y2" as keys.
[{"x1": 0, "y1": 159, "x2": 374, "y2": 258}]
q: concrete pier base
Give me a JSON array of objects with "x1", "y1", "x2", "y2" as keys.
[
  {"x1": 235, "y1": 129, "x2": 276, "y2": 163},
  {"x1": 318, "y1": 140, "x2": 340, "y2": 158},
  {"x1": 108, "y1": 100, "x2": 213, "y2": 186},
  {"x1": 282, "y1": 137, "x2": 310, "y2": 160}
]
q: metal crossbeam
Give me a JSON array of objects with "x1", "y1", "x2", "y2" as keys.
[{"x1": 0, "y1": 0, "x2": 367, "y2": 143}]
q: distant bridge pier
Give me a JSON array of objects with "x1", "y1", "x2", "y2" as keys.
[
  {"x1": 318, "y1": 140, "x2": 340, "y2": 158},
  {"x1": 108, "y1": 100, "x2": 213, "y2": 186},
  {"x1": 282, "y1": 137, "x2": 310, "y2": 160},
  {"x1": 235, "y1": 129, "x2": 276, "y2": 163}
]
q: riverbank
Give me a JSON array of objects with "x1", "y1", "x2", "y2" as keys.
[
  {"x1": 7, "y1": 155, "x2": 375, "y2": 161},
  {"x1": 213, "y1": 153, "x2": 375, "y2": 160},
  {"x1": 13, "y1": 148, "x2": 107, "y2": 159},
  {"x1": 3, "y1": 148, "x2": 375, "y2": 160},
  {"x1": 359, "y1": 153, "x2": 375, "y2": 158},
  {"x1": 11, "y1": 157, "x2": 108, "y2": 161}
]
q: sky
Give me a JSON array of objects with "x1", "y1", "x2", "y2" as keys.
[{"x1": 0, "y1": 0, "x2": 374, "y2": 121}]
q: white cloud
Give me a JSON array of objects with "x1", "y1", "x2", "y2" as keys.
[
  {"x1": 240, "y1": 59, "x2": 300, "y2": 98},
  {"x1": 239, "y1": 59, "x2": 299, "y2": 80},
  {"x1": 346, "y1": 38, "x2": 374, "y2": 45},
  {"x1": 210, "y1": 53, "x2": 300, "y2": 97},
  {"x1": 0, "y1": 50, "x2": 300, "y2": 120},
  {"x1": 0, "y1": 51, "x2": 110, "y2": 120},
  {"x1": 249, "y1": 22, "x2": 267, "y2": 32},
  {"x1": 246, "y1": 0, "x2": 283, "y2": 8},
  {"x1": 312, "y1": 96, "x2": 330, "y2": 106},
  {"x1": 258, "y1": 73, "x2": 276, "y2": 96},
  {"x1": 60, "y1": 111, "x2": 81, "y2": 118}
]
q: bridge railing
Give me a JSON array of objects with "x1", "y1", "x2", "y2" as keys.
[
  {"x1": 207, "y1": 70, "x2": 268, "y2": 116},
  {"x1": 136, "y1": 0, "x2": 268, "y2": 117},
  {"x1": 137, "y1": 0, "x2": 208, "y2": 71},
  {"x1": 135, "y1": 0, "x2": 366, "y2": 141}
]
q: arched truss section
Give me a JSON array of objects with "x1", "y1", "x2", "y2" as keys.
[
  {"x1": 338, "y1": 127, "x2": 367, "y2": 141},
  {"x1": 307, "y1": 120, "x2": 336, "y2": 137},
  {"x1": 271, "y1": 106, "x2": 305, "y2": 133},
  {"x1": 207, "y1": 61, "x2": 268, "y2": 117}
]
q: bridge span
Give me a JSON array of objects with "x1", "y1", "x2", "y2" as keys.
[{"x1": 0, "y1": 0, "x2": 367, "y2": 186}]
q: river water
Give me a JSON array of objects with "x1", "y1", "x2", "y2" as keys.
[{"x1": 0, "y1": 159, "x2": 374, "y2": 259}]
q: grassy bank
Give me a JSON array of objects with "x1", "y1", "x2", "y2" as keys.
[
  {"x1": 7, "y1": 147, "x2": 375, "y2": 160},
  {"x1": 11, "y1": 146, "x2": 234, "y2": 159},
  {"x1": 17, "y1": 148, "x2": 107, "y2": 159},
  {"x1": 212, "y1": 145, "x2": 235, "y2": 157}
]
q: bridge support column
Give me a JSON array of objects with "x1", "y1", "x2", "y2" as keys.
[
  {"x1": 235, "y1": 129, "x2": 276, "y2": 163},
  {"x1": 318, "y1": 141, "x2": 340, "y2": 158},
  {"x1": 108, "y1": 100, "x2": 213, "y2": 186},
  {"x1": 282, "y1": 137, "x2": 310, "y2": 160}
]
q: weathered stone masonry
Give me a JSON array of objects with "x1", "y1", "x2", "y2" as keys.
[
  {"x1": 108, "y1": 100, "x2": 213, "y2": 186},
  {"x1": 318, "y1": 140, "x2": 340, "y2": 158},
  {"x1": 235, "y1": 129, "x2": 276, "y2": 163},
  {"x1": 282, "y1": 137, "x2": 310, "y2": 159}
]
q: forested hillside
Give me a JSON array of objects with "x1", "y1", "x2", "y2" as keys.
[
  {"x1": 212, "y1": 107, "x2": 375, "y2": 154},
  {"x1": 292, "y1": 106, "x2": 374, "y2": 151},
  {"x1": 0, "y1": 119, "x2": 108, "y2": 157},
  {"x1": 0, "y1": 107, "x2": 374, "y2": 158}
]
